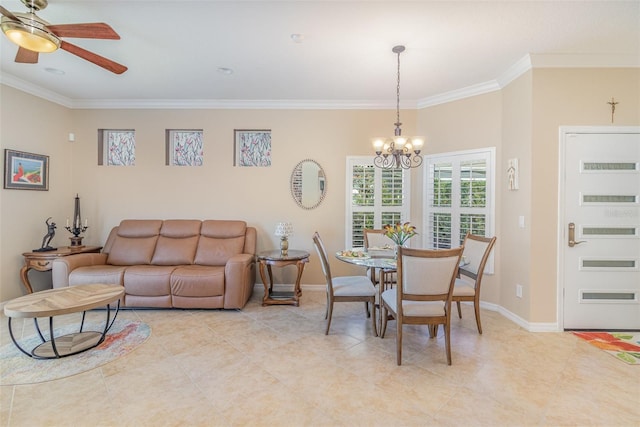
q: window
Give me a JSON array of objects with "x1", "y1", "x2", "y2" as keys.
[
  {"x1": 346, "y1": 157, "x2": 411, "y2": 248},
  {"x1": 423, "y1": 148, "x2": 495, "y2": 266}
]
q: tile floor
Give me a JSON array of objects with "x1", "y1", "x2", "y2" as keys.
[{"x1": 1, "y1": 288, "x2": 639, "y2": 427}]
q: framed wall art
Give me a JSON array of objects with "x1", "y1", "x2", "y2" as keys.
[
  {"x1": 507, "y1": 158, "x2": 519, "y2": 190},
  {"x1": 234, "y1": 129, "x2": 271, "y2": 167},
  {"x1": 98, "y1": 129, "x2": 136, "y2": 166},
  {"x1": 166, "y1": 129, "x2": 204, "y2": 166},
  {"x1": 4, "y1": 149, "x2": 49, "y2": 191}
]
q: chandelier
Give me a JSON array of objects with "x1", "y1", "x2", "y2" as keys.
[{"x1": 372, "y1": 45, "x2": 424, "y2": 169}]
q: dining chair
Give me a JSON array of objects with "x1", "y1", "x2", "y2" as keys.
[
  {"x1": 380, "y1": 245, "x2": 463, "y2": 365},
  {"x1": 452, "y1": 233, "x2": 497, "y2": 334},
  {"x1": 363, "y1": 228, "x2": 397, "y2": 286},
  {"x1": 312, "y1": 232, "x2": 378, "y2": 336}
]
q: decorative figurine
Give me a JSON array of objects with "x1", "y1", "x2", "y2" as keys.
[
  {"x1": 65, "y1": 194, "x2": 89, "y2": 247},
  {"x1": 34, "y1": 217, "x2": 57, "y2": 252}
]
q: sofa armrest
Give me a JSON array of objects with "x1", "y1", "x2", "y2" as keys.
[
  {"x1": 52, "y1": 253, "x2": 108, "y2": 288},
  {"x1": 223, "y1": 253, "x2": 256, "y2": 309}
]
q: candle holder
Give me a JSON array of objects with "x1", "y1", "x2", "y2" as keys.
[{"x1": 65, "y1": 194, "x2": 89, "y2": 247}]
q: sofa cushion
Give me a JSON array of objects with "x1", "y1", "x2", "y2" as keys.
[
  {"x1": 68, "y1": 265, "x2": 127, "y2": 286},
  {"x1": 107, "y1": 220, "x2": 163, "y2": 266},
  {"x1": 194, "y1": 220, "x2": 246, "y2": 266},
  {"x1": 151, "y1": 220, "x2": 201, "y2": 265},
  {"x1": 170, "y1": 265, "x2": 225, "y2": 297},
  {"x1": 124, "y1": 265, "x2": 174, "y2": 296}
]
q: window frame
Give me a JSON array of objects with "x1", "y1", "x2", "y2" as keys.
[
  {"x1": 422, "y1": 147, "x2": 496, "y2": 272},
  {"x1": 345, "y1": 156, "x2": 412, "y2": 249}
]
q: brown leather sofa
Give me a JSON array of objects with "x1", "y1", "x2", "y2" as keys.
[{"x1": 52, "y1": 219, "x2": 256, "y2": 309}]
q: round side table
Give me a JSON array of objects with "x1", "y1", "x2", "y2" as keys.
[{"x1": 257, "y1": 249, "x2": 309, "y2": 306}]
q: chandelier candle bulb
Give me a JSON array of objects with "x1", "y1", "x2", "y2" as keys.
[{"x1": 412, "y1": 137, "x2": 425, "y2": 152}]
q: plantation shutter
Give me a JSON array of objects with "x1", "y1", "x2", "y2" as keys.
[
  {"x1": 346, "y1": 157, "x2": 411, "y2": 249},
  {"x1": 423, "y1": 149, "x2": 495, "y2": 254}
]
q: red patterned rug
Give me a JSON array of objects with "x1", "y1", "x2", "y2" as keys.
[
  {"x1": 573, "y1": 331, "x2": 640, "y2": 365},
  {"x1": 1, "y1": 319, "x2": 151, "y2": 385}
]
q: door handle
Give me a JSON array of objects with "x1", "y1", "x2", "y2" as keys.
[{"x1": 568, "y1": 222, "x2": 587, "y2": 247}]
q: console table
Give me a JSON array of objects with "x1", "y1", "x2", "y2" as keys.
[
  {"x1": 20, "y1": 246, "x2": 102, "y2": 294},
  {"x1": 257, "y1": 249, "x2": 309, "y2": 306}
]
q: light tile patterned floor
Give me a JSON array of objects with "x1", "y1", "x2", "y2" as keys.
[{"x1": 1, "y1": 288, "x2": 639, "y2": 426}]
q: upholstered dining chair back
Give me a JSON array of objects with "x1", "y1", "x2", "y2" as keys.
[
  {"x1": 401, "y1": 250, "x2": 460, "y2": 298},
  {"x1": 312, "y1": 232, "x2": 334, "y2": 296},
  {"x1": 460, "y1": 234, "x2": 496, "y2": 278},
  {"x1": 363, "y1": 229, "x2": 397, "y2": 289},
  {"x1": 364, "y1": 229, "x2": 394, "y2": 250},
  {"x1": 381, "y1": 245, "x2": 464, "y2": 365},
  {"x1": 453, "y1": 233, "x2": 497, "y2": 334}
]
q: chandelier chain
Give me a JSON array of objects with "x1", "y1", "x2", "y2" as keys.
[{"x1": 396, "y1": 48, "x2": 401, "y2": 127}]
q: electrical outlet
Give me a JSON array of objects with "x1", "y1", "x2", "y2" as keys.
[{"x1": 516, "y1": 284, "x2": 523, "y2": 298}]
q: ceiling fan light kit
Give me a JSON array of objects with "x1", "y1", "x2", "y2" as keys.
[
  {"x1": 0, "y1": 0, "x2": 127, "y2": 74},
  {"x1": 1, "y1": 13, "x2": 59, "y2": 53}
]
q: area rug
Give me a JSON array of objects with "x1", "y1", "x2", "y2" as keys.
[
  {"x1": 573, "y1": 331, "x2": 640, "y2": 365},
  {"x1": 0, "y1": 319, "x2": 151, "y2": 385}
]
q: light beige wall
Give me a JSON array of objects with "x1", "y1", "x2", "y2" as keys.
[
  {"x1": 3, "y1": 67, "x2": 638, "y2": 327},
  {"x1": 500, "y1": 71, "x2": 533, "y2": 320},
  {"x1": 65, "y1": 107, "x2": 417, "y2": 290},
  {"x1": 416, "y1": 91, "x2": 503, "y2": 305},
  {"x1": 529, "y1": 68, "x2": 640, "y2": 322},
  {"x1": 0, "y1": 86, "x2": 73, "y2": 301}
]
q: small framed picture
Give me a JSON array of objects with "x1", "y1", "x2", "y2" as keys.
[
  {"x1": 234, "y1": 129, "x2": 271, "y2": 167},
  {"x1": 4, "y1": 149, "x2": 49, "y2": 191},
  {"x1": 166, "y1": 130, "x2": 204, "y2": 166},
  {"x1": 507, "y1": 158, "x2": 519, "y2": 190},
  {"x1": 98, "y1": 129, "x2": 136, "y2": 166}
]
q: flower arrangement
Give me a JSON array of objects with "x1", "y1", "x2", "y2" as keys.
[{"x1": 383, "y1": 222, "x2": 418, "y2": 246}]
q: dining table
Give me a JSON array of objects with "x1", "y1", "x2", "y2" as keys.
[{"x1": 335, "y1": 247, "x2": 470, "y2": 334}]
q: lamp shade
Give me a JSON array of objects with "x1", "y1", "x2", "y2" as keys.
[{"x1": 274, "y1": 222, "x2": 293, "y2": 237}]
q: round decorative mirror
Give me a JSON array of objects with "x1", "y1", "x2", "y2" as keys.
[{"x1": 290, "y1": 159, "x2": 327, "y2": 210}]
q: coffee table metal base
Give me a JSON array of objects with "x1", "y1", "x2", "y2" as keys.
[{"x1": 7, "y1": 302, "x2": 120, "y2": 359}]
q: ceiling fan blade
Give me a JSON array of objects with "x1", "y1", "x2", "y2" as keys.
[
  {"x1": 60, "y1": 40, "x2": 127, "y2": 74},
  {"x1": 47, "y1": 23, "x2": 120, "y2": 40},
  {"x1": 15, "y1": 47, "x2": 39, "y2": 63},
  {"x1": 0, "y1": 5, "x2": 20, "y2": 22}
]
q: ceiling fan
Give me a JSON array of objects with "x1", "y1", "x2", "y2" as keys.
[{"x1": 0, "y1": 0, "x2": 127, "y2": 74}]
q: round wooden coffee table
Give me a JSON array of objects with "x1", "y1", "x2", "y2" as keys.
[{"x1": 4, "y1": 284, "x2": 125, "y2": 359}]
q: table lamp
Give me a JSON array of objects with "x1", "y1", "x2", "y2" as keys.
[{"x1": 274, "y1": 222, "x2": 293, "y2": 256}]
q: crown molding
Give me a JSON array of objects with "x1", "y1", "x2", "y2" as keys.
[
  {"x1": 68, "y1": 98, "x2": 405, "y2": 110},
  {"x1": 416, "y1": 80, "x2": 501, "y2": 109},
  {"x1": 0, "y1": 73, "x2": 73, "y2": 108}
]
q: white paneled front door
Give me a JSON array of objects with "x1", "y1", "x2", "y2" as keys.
[{"x1": 559, "y1": 127, "x2": 640, "y2": 330}]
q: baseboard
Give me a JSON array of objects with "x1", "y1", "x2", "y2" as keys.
[
  {"x1": 257, "y1": 284, "x2": 561, "y2": 332},
  {"x1": 479, "y1": 300, "x2": 560, "y2": 332}
]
